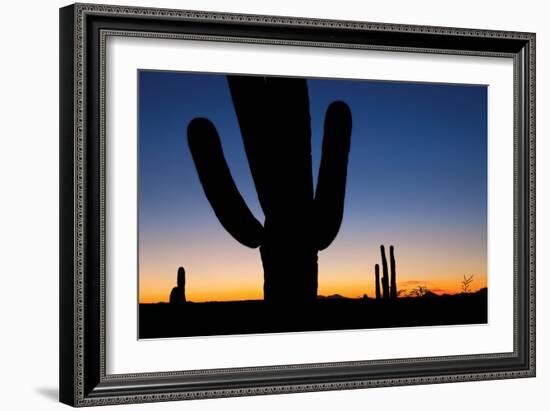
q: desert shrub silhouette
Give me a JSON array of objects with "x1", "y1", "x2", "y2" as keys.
[
  {"x1": 187, "y1": 75, "x2": 352, "y2": 303},
  {"x1": 408, "y1": 285, "x2": 431, "y2": 298},
  {"x1": 169, "y1": 267, "x2": 186, "y2": 304}
]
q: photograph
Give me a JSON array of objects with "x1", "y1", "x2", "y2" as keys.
[
  {"x1": 138, "y1": 71, "x2": 489, "y2": 339},
  {"x1": 55, "y1": 1, "x2": 536, "y2": 407}
]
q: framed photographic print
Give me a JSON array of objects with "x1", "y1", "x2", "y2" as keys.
[{"x1": 59, "y1": 3, "x2": 536, "y2": 407}]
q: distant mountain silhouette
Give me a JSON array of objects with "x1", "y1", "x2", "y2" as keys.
[
  {"x1": 317, "y1": 294, "x2": 348, "y2": 300},
  {"x1": 188, "y1": 75, "x2": 352, "y2": 303}
]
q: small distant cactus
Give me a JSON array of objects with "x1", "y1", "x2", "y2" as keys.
[
  {"x1": 374, "y1": 245, "x2": 397, "y2": 301},
  {"x1": 169, "y1": 267, "x2": 186, "y2": 304}
]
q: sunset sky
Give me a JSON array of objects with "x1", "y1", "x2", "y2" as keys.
[{"x1": 138, "y1": 71, "x2": 487, "y2": 303}]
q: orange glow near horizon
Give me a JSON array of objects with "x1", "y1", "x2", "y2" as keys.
[
  {"x1": 138, "y1": 225, "x2": 488, "y2": 303},
  {"x1": 139, "y1": 269, "x2": 487, "y2": 303}
]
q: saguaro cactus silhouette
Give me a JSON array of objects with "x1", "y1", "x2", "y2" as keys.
[
  {"x1": 169, "y1": 267, "x2": 186, "y2": 304},
  {"x1": 187, "y1": 75, "x2": 352, "y2": 303}
]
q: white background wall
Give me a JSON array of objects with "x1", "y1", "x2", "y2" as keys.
[{"x1": 0, "y1": 0, "x2": 546, "y2": 409}]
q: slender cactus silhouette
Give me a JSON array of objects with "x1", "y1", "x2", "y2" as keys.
[
  {"x1": 188, "y1": 75, "x2": 352, "y2": 303},
  {"x1": 390, "y1": 245, "x2": 397, "y2": 300},
  {"x1": 169, "y1": 267, "x2": 186, "y2": 304},
  {"x1": 380, "y1": 245, "x2": 390, "y2": 300},
  {"x1": 374, "y1": 263, "x2": 381, "y2": 300}
]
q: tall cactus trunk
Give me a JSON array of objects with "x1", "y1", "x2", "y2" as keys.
[
  {"x1": 260, "y1": 218, "x2": 318, "y2": 303},
  {"x1": 260, "y1": 245, "x2": 318, "y2": 303},
  {"x1": 390, "y1": 245, "x2": 397, "y2": 300}
]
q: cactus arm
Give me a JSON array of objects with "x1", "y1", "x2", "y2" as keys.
[
  {"x1": 187, "y1": 118, "x2": 264, "y2": 248},
  {"x1": 314, "y1": 101, "x2": 352, "y2": 251}
]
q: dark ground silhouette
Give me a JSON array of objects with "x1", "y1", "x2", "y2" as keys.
[
  {"x1": 188, "y1": 75, "x2": 352, "y2": 303},
  {"x1": 139, "y1": 288, "x2": 487, "y2": 339}
]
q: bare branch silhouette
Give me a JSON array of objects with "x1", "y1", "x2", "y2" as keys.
[{"x1": 461, "y1": 274, "x2": 474, "y2": 293}]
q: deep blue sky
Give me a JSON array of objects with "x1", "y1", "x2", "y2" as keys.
[{"x1": 138, "y1": 70, "x2": 487, "y2": 302}]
